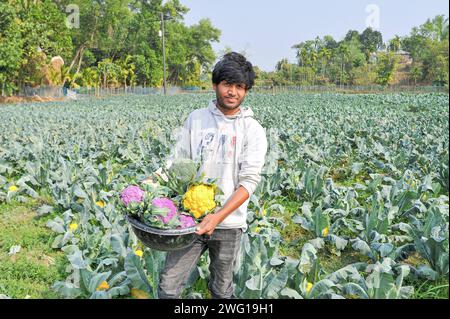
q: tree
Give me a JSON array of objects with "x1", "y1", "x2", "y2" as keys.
[
  {"x1": 346, "y1": 37, "x2": 367, "y2": 84},
  {"x1": 164, "y1": 17, "x2": 220, "y2": 86},
  {"x1": 97, "y1": 58, "x2": 121, "y2": 87},
  {"x1": 410, "y1": 63, "x2": 423, "y2": 85},
  {"x1": 352, "y1": 64, "x2": 377, "y2": 85},
  {"x1": 0, "y1": 0, "x2": 223, "y2": 91},
  {"x1": 323, "y1": 35, "x2": 338, "y2": 50},
  {"x1": 419, "y1": 15, "x2": 449, "y2": 42},
  {"x1": 132, "y1": 55, "x2": 150, "y2": 86},
  {"x1": 388, "y1": 35, "x2": 402, "y2": 52},
  {"x1": 79, "y1": 67, "x2": 100, "y2": 88},
  {"x1": 360, "y1": 28, "x2": 383, "y2": 60},
  {"x1": 318, "y1": 47, "x2": 332, "y2": 80},
  {"x1": 185, "y1": 19, "x2": 221, "y2": 75},
  {"x1": 402, "y1": 15, "x2": 449, "y2": 86},
  {"x1": 337, "y1": 43, "x2": 350, "y2": 84},
  {"x1": 345, "y1": 30, "x2": 360, "y2": 42},
  {"x1": 126, "y1": 0, "x2": 219, "y2": 87},
  {"x1": 0, "y1": 0, "x2": 73, "y2": 90},
  {"x1": 275, "y1": 58, "x2": 295, "y2": 85},
  {"x1": 55, "y1": 0, "x2": 102, "y2": 82},
  {"x1": 292, "y1": 40, "x2": 318, "y2": 68},
  {"x1": 375, "y1": 52, "x2": 399, "y2": 85},
  {"x1": 0, "y1": 2, "x2": 23, "y2": 95},
  {"x1": 422, "y1": 39, "x2": 449, "y2": 86},
  {"x1": 118, "y1": 55, "x2": 136, "y2": 88}
]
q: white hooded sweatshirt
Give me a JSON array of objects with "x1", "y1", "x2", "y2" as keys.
[{"x1": 166, "y1": 100, "x2": 267, "y2": 231}]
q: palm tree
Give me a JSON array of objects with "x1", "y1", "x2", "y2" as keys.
[
  {"x1": 338, "y1": 43, "x2": 350, "y2": 85},
  {"x1": 318, "y1": 47, "x2": 332, "y2": 79},
  {"x1": 421, "y1": 15, "x2": 449, "y2": 42}
]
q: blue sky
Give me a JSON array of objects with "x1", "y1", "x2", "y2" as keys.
[{"x1": 179, "y1": 0, "x2": 449, "y2": 71}]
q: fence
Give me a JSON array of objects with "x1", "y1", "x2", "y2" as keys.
[
  {"x1": 74, "y1": 86, "x2": 163, "y2": 98},
  {"x1": 13, "y1": 84, "x2": 448, "y2": 100},
  {"x1": 18, "y1": 86, "x2": 65, "y2": 98},
  {"x1": 250, "y1": 85, "x2": 449, "y2": 94}
]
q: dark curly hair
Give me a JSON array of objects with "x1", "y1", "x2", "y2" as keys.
[{"x1": 212, "y1": 52, "x2": 256, "y2": 90}]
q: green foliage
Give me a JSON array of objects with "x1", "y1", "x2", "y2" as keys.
[
  {"x1": 375, "y1": 52, "x2": 400, "y2": 85},
  {"x1": 359, "y1": 28, "x2": 384, "y2": 60},
  {"x1": 409, "y1": 206, "x2": 449, "y2": 280},
  {"x1": 97, "y1": 58, "x2": 122, "y2": 87},
  {"x1": 0, "y1": 2, "x2": 22, "y2": 95},
  {"x1": 0, "y1": 92, "x2": 448, "y2": 299},
  {"x1": 0, "y1": 0, "x2": 73, "y2": 91},
  {"x1": 1, "y1": 3, "x2": 448, "y2": 92},
  {"x1": 257, "y1": 15, "x2": 448, "y2": 88},
  {"x1": 401, "y1": 15, "x2": 449, "y2": 87},
  {"x1": 0, "y1": 0, "x2": 220, "y2": 93}
]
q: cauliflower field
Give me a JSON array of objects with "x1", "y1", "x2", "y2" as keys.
[{"x1": 0, "y1": 92, "x2": 448, "y2": 299}]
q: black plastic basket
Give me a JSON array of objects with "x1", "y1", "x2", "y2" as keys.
[{"x1": 126, "y1": 215, "x2": 199, "y2": 251}]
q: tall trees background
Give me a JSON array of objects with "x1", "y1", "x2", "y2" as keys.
[
  {"x1": 0, "y1": 0, "x2": 220, "y2": 94},
  {"x1": 261, "y1": 16, "x2": 448, "y2": 88},
  {"x1": 0, "y1": 1, "x2": 448, "y2": 95}
]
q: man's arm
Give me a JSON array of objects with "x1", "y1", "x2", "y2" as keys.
[
  {"x1": 195, "y1": 186, "x2": 249, "y2": 236},
  {"x1": 237, "y1": 123, "x2": 268, "y2": 197}
]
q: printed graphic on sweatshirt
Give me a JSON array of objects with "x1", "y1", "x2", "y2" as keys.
[
  {"x1": 197, "y1": 132, "x2": 215, "y2": 162},
  {"x1": 196, "y1": 132, "x2": 236, "y2": 165},
  {"x1": 216, "y1": 134, "x2": 236, "y2": 164}
]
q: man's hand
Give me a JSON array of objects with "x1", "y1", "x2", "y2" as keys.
[
  {"x1": 195, "y1": 214, "x2": 221, "y2": 236},
  {"x1": 194, "y1": 186, "x2": 250, "y2": 236}
]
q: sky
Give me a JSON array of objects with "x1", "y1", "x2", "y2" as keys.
[{"x1": 178, "y1": 0, "x2": 449, "y2": 71}]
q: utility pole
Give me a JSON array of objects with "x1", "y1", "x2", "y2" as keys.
[{"x1": 161, "y1": 12, "x2": 167, "y2": 95}]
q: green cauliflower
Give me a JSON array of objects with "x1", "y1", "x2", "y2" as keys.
[{"x1": 164, "y1": 158, "x2": 200, "y2": 195}]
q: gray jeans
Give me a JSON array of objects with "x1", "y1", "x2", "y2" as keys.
[{"x1": 158, "y1": 228, "x2": 243, "y2": 299}]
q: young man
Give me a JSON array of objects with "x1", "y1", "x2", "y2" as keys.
[{"x1": 157, "y1": 52, "x2": 267, "y2": 299}]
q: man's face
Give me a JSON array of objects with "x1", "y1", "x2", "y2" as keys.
[{"x1": 213, "y1": 81, "x2": 247, "y2": 111}]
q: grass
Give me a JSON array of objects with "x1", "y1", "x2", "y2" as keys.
[
  {"x1": 317, "y1": 248, "x2": 368, "y2": 273},
  {"x1": 411, "y1": 279, "x2": 449, "y2": 299},
  {"x1": 0, "y1": 197, "x2": 68, "y2": 299},
  {"x1": 266, "y1": 197, "x2": 312, "y2": 259},
  {"x1": 401, "y1": 253, "x2": 449, "y2": 299}
]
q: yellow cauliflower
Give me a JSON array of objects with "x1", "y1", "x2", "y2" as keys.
[{"x1": 183, "y1": 184, "x2": 216, "y2": 219}]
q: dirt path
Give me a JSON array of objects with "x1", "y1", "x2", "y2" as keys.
[{"x1": 0, "y1": 96, "x2": 65, "y2": 105}]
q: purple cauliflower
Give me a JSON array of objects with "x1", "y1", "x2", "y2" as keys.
[
  {"x1": 152, "y1": 198, "x2": 178, "y2": 224},
  {"x1": 178, "y1": 214, "x2": 196, "y2": 229},
  {"x1": 120, "y1": 185, "x2": 145, "y2": 206}
]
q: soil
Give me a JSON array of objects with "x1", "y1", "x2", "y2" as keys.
[{"x1": 0, "y1": 95, "x2": 65, "y2": 105}]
